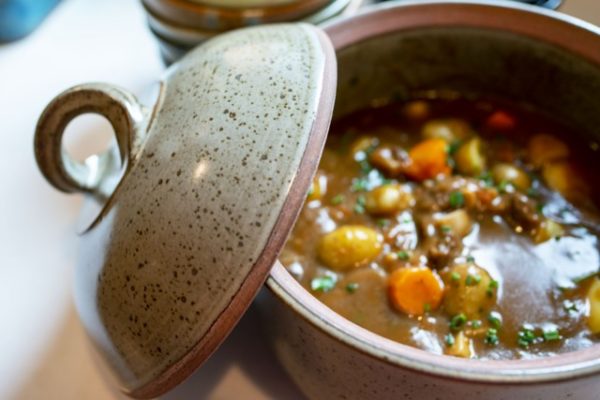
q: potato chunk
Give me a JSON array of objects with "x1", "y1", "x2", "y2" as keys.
[
  {"x1": 365, "y1": 184, "x2": 415, "y2": 215},
  {"x1": 442, "y1": 263, "x2": 496, "y2": 319},
  {"x1": 446, "y1": 331, "x2": 473, "y2": 358},
  {"x1": 533, "y1": 219, "x2": 564, "y2": 244},
  {"x1": 587, "y1": 278, "x2": 600, "y2": 334},
  {"x1": 318, "y1": 226, "x2": 382, "y2": 271},
  {"x1": 434, "y1": 209, "x2": 473, "y2": 238},
  {"x1": 455, "y1": 137, "x2": 486, "y2": 176},
  {"x1": 492, "y1": 163, "x2": 531, "y2": 191},
  {"x1": 422, "y1": 118, "x2": 471, "y2": 143},
  {"x1": 542, "y1": 161, "x2": 589, "y2": 201},
  {"x1": 528, "y1": 134, "x2": 569, "y2": 167}
]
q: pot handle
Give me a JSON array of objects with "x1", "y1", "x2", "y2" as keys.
[{"x1": 34, "y1": 83, "x2": 148, "y2": 198}]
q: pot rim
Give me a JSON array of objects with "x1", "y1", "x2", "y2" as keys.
[{"x1": 267, "y1": 0, "x2": 600, "y2": 384}]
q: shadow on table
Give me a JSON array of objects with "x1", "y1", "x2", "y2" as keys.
[{"x1": 164, "y1": 302, "x2": 306, "y2": 400}]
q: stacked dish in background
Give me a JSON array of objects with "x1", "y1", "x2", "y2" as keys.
[{"x1": 142, "y1": 0, "x2": 365, "y2": 64}]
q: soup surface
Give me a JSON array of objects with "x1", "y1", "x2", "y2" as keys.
[{"x1": 281, "y1": 96, "x2": 600, "y2": 360}]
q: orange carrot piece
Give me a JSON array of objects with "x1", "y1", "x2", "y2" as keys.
[
  {"x1": 388, "y1": 267, "x2": 444, "y2": 316},
  {"x1": 405, "y1": 138, "x2": 450, "y2": 181},
  {"x1": 486, "y1": 110, "x2": 516, "y2": 131}
]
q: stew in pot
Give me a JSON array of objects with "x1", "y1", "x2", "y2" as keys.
[{"x1": 281, "y1": 96, "x2": 600, "y2": 360}]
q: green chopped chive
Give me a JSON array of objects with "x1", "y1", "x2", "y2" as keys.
[
  {"x1": 424, "y1": 303, "x2": 431, "y2": 313},
  {"x1": 471, "y1": 320, "x2": 482, "y2": 329},
  {"x1": 444, "y1": 333, "x2": 455, "y2": 347},
  {"x1": 536, "y1": 203, "x2": 545, "y2": 214},
  {"x1": 485, "y1": 328, "x2": 500, "y2": 346},
  {"x1": 307, "y1": 187, "x2": 314, "y2": 198},
  {"x1": 451, "y1": 272, "x2": 461, "y2": 282},
  {"x1": 397, "y1": 250, "x2": 410, "y2": 260},
  {"x1": 450, "y1": 313, "x2": 468, "y2": 331},
  {"x1": 441, "y1": 225, "x2": 452, "y2": 233},
  {"x1": 345, "y1": 282, "x2": 359, "y2": 294},
  {"x1": 465, "y1": 274, "x2": 481, "y2": 286},
  {"x1": 487, "y1": 280, "x2": 499, "y2": 297},
  {"x1": 448, "y1": 141, "x2": 462, "y2": 155},
  {"x1": 543, "y1": 329, "x2": 561, "y2": 342},
  {"x1": 517, "y1": 326, "x2": 537, "y2": 348},
  {"x1": 466, "y1": 255, "x2": 475, "y2": 263},
  {"x1": 449, "y1": 191, "x2": 465, "y2": 208},
  {"x1": 351, "y1": 178, "x2": 369, "y2": 192},
  {"x1": 359, "y1": 159, "x2": 372, "y2": 173},
  {"x1": 331, "y1": 194, "x2": 345, "y2": 205},
  {"x1": 354, "y1": 195, "x2": 366, "y2": 214},
  {"x1": 479, "y1": 171, "x2": 494, "y2": 187},
  {"x1": 488, "y1": 312, "x2": 503, "y2": 329},
  {"x1": 377, "y1": 219, "x2": 390, "y2": 228},
  {"x1": 311, "y1": 275, "x2": 336, "y2": 293},
  {"x1": 497, "y1": 180, "x2": 511, "y2": 193}
]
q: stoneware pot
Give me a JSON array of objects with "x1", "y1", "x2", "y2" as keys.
[
  {"x1": 33, "y1": 1, "x2": 600, "y2": 399},
  {"x1": 259, "y1": 1, "x2": 600, "y2": 400}
]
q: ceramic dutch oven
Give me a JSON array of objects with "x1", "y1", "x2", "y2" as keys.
[{"x1": 34, "y1": 1, "x2": 600, "y2": 399}]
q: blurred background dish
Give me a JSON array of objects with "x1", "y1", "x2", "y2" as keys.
[
  {"x1": 143, "y1": 0, "x2": 365, "y2": 64},
  {"x1": 141, "y1": 0, "x2": 331, "y2": 30}
]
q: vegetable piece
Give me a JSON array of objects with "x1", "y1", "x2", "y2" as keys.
[
  {"x1": 491, "y1": 163, "x2": 531, "y2": 191},
  {"x1": 442, "y1": 263, "x2": 496, "y2": 319},
  {"x1": 365, "y1": 184, "x2": 415, "y2": 215},
  {"x1": 542, "y1": 161, "x2": 589, "y2": 201},
  {"x1": 486, "y1": 110, "x2": 516, "y2": 131},
  {"x1": 405, "y1": 138, "x2": 451, "y2": 181},
  {"x1": 517, "y1": 325, "x2": 538, "y2": 348},
  {"x1": 587, "y1": 278, "x2": 600, "y2": 334},
  {"x1": 388, "y1": 267, "x2": 444, "y2": 316},
  {"x1": 454, "y1": 137, "x2": 486, "y2": 176},
  {"x1": 307, "y1": 174, "x2": 327, "y2": 201},
  {"x1": 449, "y1": 191, "x2": 465, "y2": 208},
  {"x1": 445, "y1": 331, "x2": 473, "y2": 358},
  {"x1": 311, "y1": 275, "x2": 336, "y2": 293},
  {"x1": 434, "y1": 209, "x2": 473, "y2": 238},
  {"x1": 422, "y1": 118, "x2": 471, "y2": 143},
  {"x1": 533, "y1": 219, "x2": 564, "y2": 244},
  {"x1": 346, "y1": 282, "x2": 359, "y2": 293},
  {"x1": 318, "y1": 226, "x2": 382, "y2": 271},
  {"x1": 528, "y1": 134, "x2": 569, "y2": 167},
  {"x1": 369, "y1": 145, "x2": 410, "y2": 176},
  {"x1": 484, "y1": 328, "x2": 500, "y2": 346},
  {"x1": 402, "y1": 100, "x2": 430, "y2": 120}
]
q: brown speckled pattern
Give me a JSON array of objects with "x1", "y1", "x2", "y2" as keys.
[{"x1": 71, "y1": 23, "x2": 328, "y2": 391}]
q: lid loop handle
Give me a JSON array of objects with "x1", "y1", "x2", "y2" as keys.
[{"x1": 34, "y1": 83, "x2": 148, "y2": 198}]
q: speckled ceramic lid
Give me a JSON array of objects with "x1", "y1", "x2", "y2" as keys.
[{"x1": 34, "y1": 23, "x2": 336, "y2": 398}]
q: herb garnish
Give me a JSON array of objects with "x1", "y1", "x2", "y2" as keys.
[
  {"x1": 331, "y1": 194, "x2": 345, "y2": 205},
  {"x1": 346, "y1": 282, "x2": 359, "y2": 294},
  {"x1": 450, "y1": 313, "x2": 468, "y2": 331},
  {"x1": 311, "y1": 275, "x2": 336, "y2": 293},
  {"x1": 449, "y1": 191, "x2": 465, "y2": 208}
]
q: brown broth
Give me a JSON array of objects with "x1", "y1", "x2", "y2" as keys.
[{"x1": 281, "y1": 97, "x2": 600, "y2": 360}]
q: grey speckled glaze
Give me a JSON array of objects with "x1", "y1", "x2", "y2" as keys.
[
  {"x1": 35, "y1": 23, "x2": 335, "y2": 397},
  {"x1": 259, "y1": 2, "x2": 600, "y2": 400}
]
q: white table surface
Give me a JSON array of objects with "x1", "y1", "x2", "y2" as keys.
[{"x1": 1, "y1": 1, "x2": 599, "y2": 399}]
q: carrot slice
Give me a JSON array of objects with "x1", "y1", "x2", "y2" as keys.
[
  {"x1": 405, "y1": 138, "x2": 450, "y2": 181},
  {"x1": 388, "y1": 267, "x2": 444, "y2": 316},
  {"x1": 486, "y1": 110, "x2": 516, "y2": 131}
]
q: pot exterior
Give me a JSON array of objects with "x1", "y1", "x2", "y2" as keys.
[{"x1": 257, "y1": 286, "x2": 597, "y2": 400}]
